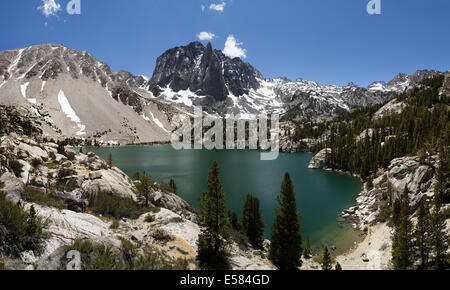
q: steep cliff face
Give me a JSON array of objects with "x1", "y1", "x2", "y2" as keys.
[{"x1": 149, "y1": 41, "x2": 262, "y2": 102}]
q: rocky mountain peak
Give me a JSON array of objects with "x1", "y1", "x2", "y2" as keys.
[{"x1": 149, "y1": 41, "x2": 262, "y2": 102}]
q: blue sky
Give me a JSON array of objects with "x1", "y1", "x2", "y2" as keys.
[{"x1": 1, "y1": 0, "x2": 449, "y2": 86}]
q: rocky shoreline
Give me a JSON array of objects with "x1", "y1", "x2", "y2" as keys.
[{"x1": 0, "y1": 133, "x2": 275, "y2": 270}]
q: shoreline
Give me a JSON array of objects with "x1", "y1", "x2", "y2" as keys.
[{"x1": 81, "y1": 144, "x2": 366, "y2": 259}]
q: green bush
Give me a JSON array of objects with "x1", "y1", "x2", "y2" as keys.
[
  {"x1": 376, "y1": 202, "x2": 393, "y2": 225},
  {"x1": 61, "y1": 240, "x2": 120, "y2": 270},
  {"x1": 31, "y1": 158, "x2": 42, "y2": 168},
  {"x1": 0, "y1": 194, "x2": 46, "y2": 256},
  {"x1": 109, "y1": 219, "x2": 120, "y2": 230},
  {"x1": 144, "y1": 215, "x2": 155, "y2": 223},
  {"x1": 9, "y1": 160, "x2": 23, "y2": 177},
  {"x1": 44, "y1": 162, "x2": 59, "y2": 170},
  {"x1": 60, "y1": 239, "x2": 189, "y2": 270},
  {"x1": 88, "y1": 191, "x2": 155, "y2": 219},
  {"x1": 22, "y1": 186, "x2": 67, "y2": 210},
  {"x1": 152, "y1": 230, "x2": 173, "y2": 242}
]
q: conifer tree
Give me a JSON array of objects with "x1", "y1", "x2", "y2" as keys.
[
  {"x1": 335, "y1": 262, "x2": 342, "y2": 270},
  {"x1": 269, "y1": 172, "x2": 302, "y2": 270},
  {"x1": 242, "y1": 194, "x2": 265, "y2": 249},
  {"x1": 391, "y1": 187, "x2": 414, "y2": 270},
  {"x1": 414, "y1": 199, "x2": 431, "y2": 269},
  {"x1": 435, "y1": 144, "x2": 449, "y2": 204},
  {"x1": 303, "y1": 237, "x2": 312, "y2": 259},
  {"x1": 226, "y1": 210, "x2": 241, "y2": 231},
  {"x1": 197, "y1": 161, "x2": 230, "y2": 270},
  {"x1": 169, "y1": 179, "x2": 177, "y2": 195},
  {"x1": 392, "y1": 198, "x2": 401, "y2": 227},
  {"x1": 135, "y1": 172, "x2": 153, "y2": 207},
  {"x1": 25, "y1": 205, "x2": 43, "y2": 251},
  {"x1": 430, "y1": 193, "x2": 449, "y2": 269},
  {"x1": 321, "y1": 246, "x2": 332, "y2": 270},
  {"x1": 107, "y1": 153, "x2": 113, "y2": 168}
]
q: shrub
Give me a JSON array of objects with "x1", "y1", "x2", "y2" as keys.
[
  {"x1": 0, "y1": 261, "x2": 5, "y2": 270},
  {"x1": 144, "y1": 215, "x2": 155, "y2": 223},
  {"x1": 110, "y1": 219, "x2": 120, "y2": 230},
  {"x1": 152, "y1": 230, "x2": 173, "y2": 242},
  {"x1": 9, "y1": 160, "x2": 23, "y2": 177},
  {"x1": 88, "y1": 191, "x2": 154, "y2": 219},
  {"x1": 0, "y1": 193, "x2": 46, "y2": 256},
  {"x1": 60, "y1": 239, "x2": 188, "y2": 270},
  {"x1": 22, "y1": 186, "x2": 67, "y2": 210},
  {"x1": 169, "y1": 217, "x2": 183, "y2": 223},
  {"x1": 44, "y1": 162, "x2": 59, "y2": 170},
  {"x1": 61, "y1": 240, "x2": 120, "y2": 270},
  {"x1": 65, "y1": 151, "x2": 76, "y2": 162},
  {"x1": 31, "y1": 158, "x2": 42, "y2": 168}
]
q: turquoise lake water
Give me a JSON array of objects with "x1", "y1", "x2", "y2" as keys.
[{"x1": 83, "y1": 146, "x2": 362, "y2": 253}]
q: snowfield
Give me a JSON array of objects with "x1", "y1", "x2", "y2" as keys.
[{"x1": 57, "y1": 90, "x2": 86, "y2": 136}]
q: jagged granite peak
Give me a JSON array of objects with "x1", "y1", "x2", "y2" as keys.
[{"x1": 149, "y1": 41, "x2": 262, "y2": 101}]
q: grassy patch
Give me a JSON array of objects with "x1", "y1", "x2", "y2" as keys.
[
  {"x1": 60, "y1": 239, "x2": 188, "y2": 270},
  {"x1": 88, "y1": 191, "x2": 157, "y2": 219},
  {"x1": 44, "y1": 162, "x2": 59, "y2": 170},
  {"x1": 22, "y1": 186, "x2": 67, "y2": 210}
]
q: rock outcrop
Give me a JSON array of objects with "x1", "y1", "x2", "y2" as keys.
[
  {"x1": 308, "y1": 148, "x2": 331, "y2": 169},
  {"x1": 341, "y1": 155, "x2": 437, "y2": 230},
  {"x1": 0, "y1": 133, "x2": 274, "y2": 270}
]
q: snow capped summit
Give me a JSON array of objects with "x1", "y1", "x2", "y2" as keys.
[{"x1": 0, "y1": 42, "x2": 442, "y2": 142}]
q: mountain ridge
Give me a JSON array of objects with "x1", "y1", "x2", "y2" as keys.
[{"x1": 0, "y1": 42, "x2": 444, "y2": 141}]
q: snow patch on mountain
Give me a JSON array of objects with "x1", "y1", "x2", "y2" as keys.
[
  {"x1": 8, "y1": 48, "x2": 25, "y2": 74},
  {"x1": 20, "y1": 82, "x2": 36, "y2": 104},
  {"x1": 57, "y1": 90, "x2": 86, "y2": 136},
  {"x1": 149, "y1": 112, "x2": 169, "y2": 133}
]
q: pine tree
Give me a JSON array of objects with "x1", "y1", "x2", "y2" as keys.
[
  {"x1": 391, "y1": 187, "x2": 414, "y2": 270},
  {"x1": 169, "y1": 179, "x2": 177, "y2": 195},
  {"x1": 430, "y1": 194, "x2": 449, "y2": 269},
  {"x1": 269, "y1": 172, "x2": 302, "y2": 270},
  {"x1": 25, "y1": 205, "x2": 43, "y2": 251},
  {"x1": 197, "y1": 161, "x2": 230, "y2": 270},
  {"x1": 414, "y1": 199, "x2": 431, "y2": 269},
  {"x1": 107, "y1": 153, "x2": 113, "y2": 168},
  {"x1": 135, "y1": 172, "x2": 153, "y2": 207},
  {"x1": 303, "y1": 237, "x2": 312, "y2": 259},
  {"x1": 335, "y1": 262, "x2": 342, "y2": 270},
  {"x1": 321, "y1": 247, "x2": 332, "y2": 270},
  {"x1": 226, "y1": 210, "x2": 241, "y2": 231},
  {"x1": 242, "y1": 194, "x2": 264, "y2": 249},
  {"x1": 435, "y1": 144, "x2": 449, "y2": 204},
  {"x1": 392, "y1": 198, "x2": 401, "y2": 227}
]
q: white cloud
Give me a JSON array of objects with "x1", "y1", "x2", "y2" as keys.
[
  {"x1": 201, "y1": 5, "x2": 206, "y2": 12},
  {"x1": 223, "y1": 35, "x2": 247, "y2": 59},
  {"x1": 197, "y1": 32, "x2": 216, "y2": 41},
  {"x1": 209, "y1": 2, "x2": 227, "y2": 12},
  {"x1": 38, "y1": 0, "x2": 61, "y2": 17}
]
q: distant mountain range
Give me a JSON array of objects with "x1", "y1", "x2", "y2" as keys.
[{"x1": 0, "y1": 42, "x2": 441, "y2": 143}]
